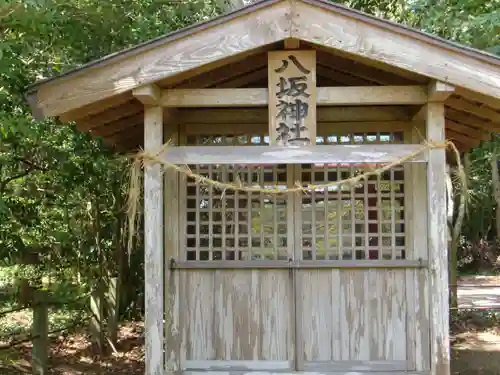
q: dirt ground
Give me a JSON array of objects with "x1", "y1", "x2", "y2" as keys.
[
  {"x1": 2, "y1": 275, "x2": 500, "y2": 374},
  {"x1": 0, "y1": 321, "x2": 145, "y2": 375},
  {"x1": 451, "y1": 275, "x2": 500, "y2": 374}
]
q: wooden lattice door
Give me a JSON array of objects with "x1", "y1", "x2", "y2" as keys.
[
  {"x1": 177, "y1": 133, "x2": 297, "y2": 373},
  {"x1": 172, "y1": 131, "x2": 430, "y2": 374}
]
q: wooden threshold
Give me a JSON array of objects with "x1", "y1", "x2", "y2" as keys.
[{"x1": 160, "y1": 144, "x2": 428, "y2": 165}]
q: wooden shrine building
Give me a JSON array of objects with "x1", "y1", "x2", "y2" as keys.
[{"x1": 26, "y1": 0, "x2": 500, "y2": 374}]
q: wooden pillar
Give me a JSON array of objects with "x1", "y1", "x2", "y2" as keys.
[
  {"x1": 426, "y1": 81, "x2": 454, "y2": 375},
  {"x1": 164, "y1": 120, "x2": 180, "y2": 373},
  {"x1": 32, "y1": 290, "x2": 48, "y2": 375},
  {"x1": 133, "y1": 84, "x2": 164, "y2": 375}
]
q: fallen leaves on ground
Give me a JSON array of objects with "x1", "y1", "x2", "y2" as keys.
[{"x1": 0, "y1": 320, "x2": 145, "y2": 374}]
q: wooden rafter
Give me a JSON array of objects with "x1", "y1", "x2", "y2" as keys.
[
  {"x1": 446, "y1": 96, "x2": 500, "y2": 123},
  {"x1": 445, "y1": 119, "x2": 491, "y2": 141},
  {"x1": 78, "y1": 100, "x2": 143, "y2": 131},
  {"x1": 446, "y1": 107, "x2": 500, "y2": 133},
  {"x1": 173, "y1": 53, "x2": 269, "y2": 89},
  {"x1": 316, "y1": 50, "x2": 418, "y2": 86}
]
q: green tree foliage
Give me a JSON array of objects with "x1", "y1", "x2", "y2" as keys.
[
  {"x1": 0, "y1": 0, "x2": 498, "y2": 318},
  {"x1": 0, "y1": 0, "x2": 225, "y2": 315}
]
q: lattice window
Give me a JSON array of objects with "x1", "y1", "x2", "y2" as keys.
[
  {"x1": 182, "y1": 131, "x2": 407, "y2": 262},
  {"x1": 316, "y1": 131, "x2": 404, "y2": 145},
  {"x1": 184, "y1": 134, "x2": 289, "y2": 261},
  {"x1": 300, "y1": 131, "x2": 405, "y2": 261}
]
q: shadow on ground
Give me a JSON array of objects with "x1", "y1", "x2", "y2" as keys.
[
  {"x1": 452, "y1": 331, "x2": 500, "y2": 375},
  {"x1": 3, "y1": 319, "x2": 500, "y2": 374}
]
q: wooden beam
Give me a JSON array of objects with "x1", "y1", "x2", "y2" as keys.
[
  {"x1": 35, "y1": 2, "x2": 290, "y2": 117},
  {"x1": 160, "y1": 144, "x2": 428, "y2": 165},
  {"x1": 319, "y1": 85, "x2": 427, "y2": 105},
  {"x1": 183, "y1": 121, "x2": 411, "y2": 135},
  {"x1": 428, "y1": 81, "x2": 455, "y2": 102},
  {"x1": 143, "y1": 105, "x2": 164, "y2": 375},
  {"x1": 179, "y1": 106, "x2": 412, "y2": 123},
  {"x1": 160, "y1": 86, "x2": 428, "y2": 107},
  {"x1": 133, "y1": 84, "x2": 161, "y2": 105},
  {"x1": 424, "y1": 88, "x2": 450, "y2": 375},
  {"x1": 295, "y1": 1, "x2": 500, "y2": 100}
]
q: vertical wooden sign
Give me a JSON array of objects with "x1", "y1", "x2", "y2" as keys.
[{"x1": 268, "y1": 50, "x2": 316, "y2": 146}]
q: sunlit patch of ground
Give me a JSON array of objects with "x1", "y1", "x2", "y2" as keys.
[{"x1": 452, "y1": 330, "x2": 500, "y2": 375}]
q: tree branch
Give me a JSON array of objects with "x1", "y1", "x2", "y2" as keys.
[{"x1": 0, "y1": 168, "x2": 34, "y2": 193}]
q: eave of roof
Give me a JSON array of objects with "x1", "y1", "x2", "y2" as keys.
[{"x1": 25, "y1": 0, "x2": 500, "y2": 96}]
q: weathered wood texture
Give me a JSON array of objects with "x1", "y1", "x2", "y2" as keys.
[
  {"x1": 160, "y1": 144, "x2": 427, "y2": 165},
  {"x1": 32, "y1": 290, "x2": 48, "y2": 375},
  {"x1": 294, "y1": 1, "x2": 500, "y2": 99},
  {"x1": 300, "y1": 270, "x2": 406, "y2": 363},
  {"x1": 35, "y1": 1, "x2": 290, "y2": 116},
  {"x1": 268, "y1": 50, "x2": 317, "y2": 146},
  {"x1": 425, "y1": 99, "x2": 450, "y2": 375},
  {"x1": 179, "y1": 107, "x2": 412, "y2": 123},
  {"x1": 144, "y1": 106, "x2": 165, "y2": 375},
  {"x1": 164, "y1": 120, "x2": 435, "y2": 375},
  {"x1": 180, "y1": 270, "x2": 293, "y2": 361},
  {"x1": 165, "y1": 124, "x2": 180, "y2": 373},
  {"x1": 159, "y1": 86, "x2": 427, "y2": 107},
  {"x1": 32, "y1": 0, "x2": 500, "y2": 121},
  {"x1": 177, "y1": 269, "x2": 422, "y2": 370},
  {"x1": 404, "y1": 124, "x2": 431, "y2": 372},
  {"x1": 89, "y1": 288, "x2": 104, "y2": 353}
]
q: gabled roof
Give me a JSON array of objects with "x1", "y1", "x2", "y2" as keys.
[{"x1": 26, "y1": 0, "x2": 500, "y2": 119}]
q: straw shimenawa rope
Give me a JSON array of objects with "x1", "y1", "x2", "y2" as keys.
[{"x1": 125, "y1": 139, "x2": 465, "y2": 254}]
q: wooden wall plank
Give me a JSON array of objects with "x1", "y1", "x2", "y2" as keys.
[
  {"x1": 214, "y1": 270, "x2": 292, "y2": 360},
  {"x1": 144, "y1": 105, "x2": 165, "y2": 375},
  {"x1": 184, "y1": 271, "x2": 216, "y2": 360},
  {"x1": 300, "y1": 270, "x2": 335, "y2": 361},
  {"x1": 300, "y1": 270, "x2": 407, "y2": 366}
]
